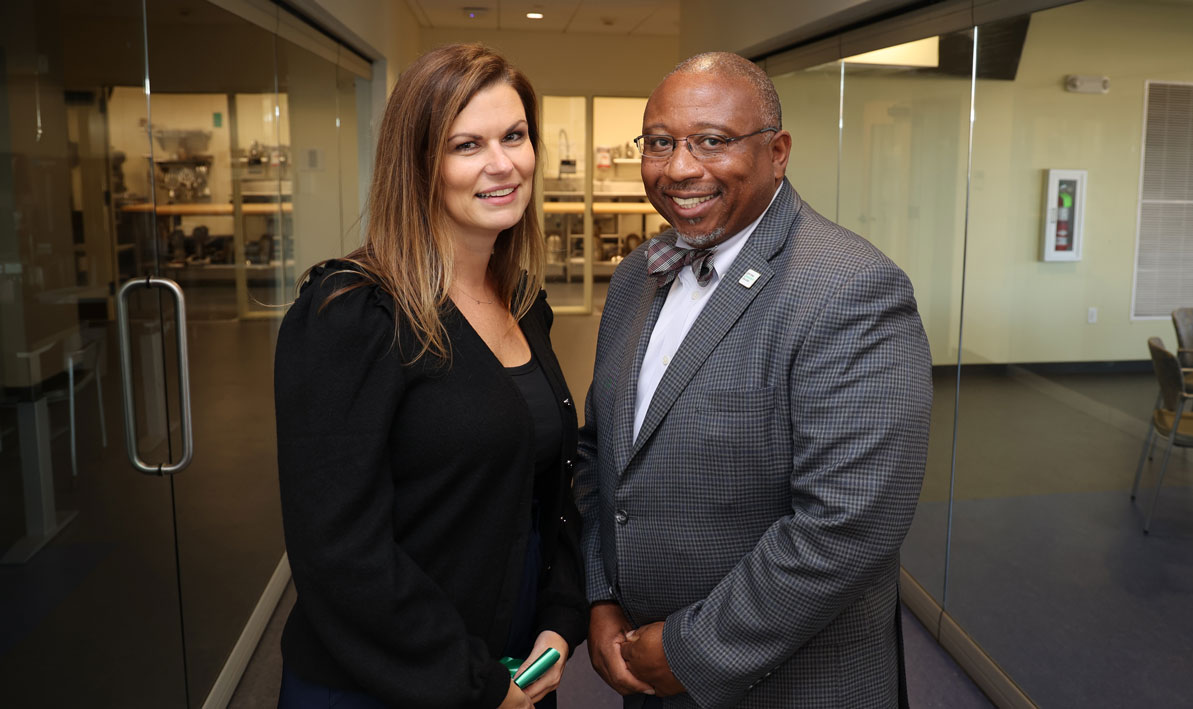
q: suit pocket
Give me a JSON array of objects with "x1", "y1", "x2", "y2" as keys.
[{"x1": 690, "y1": 387, "x2": 790, "y2": 517}]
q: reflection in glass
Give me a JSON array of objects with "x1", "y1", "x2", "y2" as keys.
[
  {"x1": 0, "y1": 1, "x2": 187, "y2": 705},
  {"x1": 234, "y1": 91, "x2": 290, "y2": 316},
  {"x1": 838, "y1": 43, "x2": 972, "y2": 604},
  {"x1": 2, "y1": 0, "x2": 368, "y2": 705},
  {"x1": 948, "y1": 2, "x2": 1193, "y2": 706}
]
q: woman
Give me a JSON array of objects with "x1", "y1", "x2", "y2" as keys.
[{"x1": 274, "y1": 44, "x2": 586, "y2": 709}]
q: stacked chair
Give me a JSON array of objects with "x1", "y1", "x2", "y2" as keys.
[
  {"x1": 1132, "y1": 335, "x2": 1193, "y2": 534},
  {"x1": 1174, "y1": 307, "x2": 1193, "y2": 386}
]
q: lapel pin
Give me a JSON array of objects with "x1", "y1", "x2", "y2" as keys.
[{"x1": 738, "y1": 269, "x2": 760, "y2": 288}]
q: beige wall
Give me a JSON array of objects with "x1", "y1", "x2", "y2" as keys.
[
  {"x1": 964, "y1": 0, "x2": 1186, "y2": 363},
  {"x1": 594, "y1": 97, "x2": 647, "y2": 152},
  {"x1": 773, "y1": 0, "x2": 1189, "y2": 365},
  {"x1": 775, "y1": 66, "x2": 971, "y2": 365},
  {"x1": 311, "y1": 0, "x2": 421, "y2": 90},
  {"x1": 842, "y1": 71, "x2": 971, "y2": 367},
  {"x1": 775, "y1": 65, "x2": 843, "y2": 220},
  {"x1": 420, "y1": 28, "x2": 678, "y2": 98},
  {"x1": 542, "y1": 96, "x2": 587, "y2": 180},
  {"x1": 680, "y1": 0, "x2": 913, "y2": 58}
]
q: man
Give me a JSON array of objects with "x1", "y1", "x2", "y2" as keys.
[{"x1": 574, "y1": 52, "x2": 932, "y2": 708}]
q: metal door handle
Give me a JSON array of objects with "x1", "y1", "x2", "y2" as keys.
[{"x1": 116, "y1": 276, "x2": 194, "y2": 475}]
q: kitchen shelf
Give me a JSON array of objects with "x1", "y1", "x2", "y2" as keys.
[
  {"x1": 120, "y1": 202, "x2": 292, "y2": 215},
  {"x1": 543, "y1": 202, "x2": 658, "y2": 215}
]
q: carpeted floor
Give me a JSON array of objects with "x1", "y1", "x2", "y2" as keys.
[{"x1": 230, "y1": 585, "x2": 990, "y2": 708}]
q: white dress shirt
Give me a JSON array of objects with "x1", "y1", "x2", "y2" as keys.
[{"x1": 632, "y1": 185, "x2": 782, "y2": 441}]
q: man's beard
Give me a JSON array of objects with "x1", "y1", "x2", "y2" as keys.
[{"x1": 675, "y1": 225, "x2": 726, "y2": 249}]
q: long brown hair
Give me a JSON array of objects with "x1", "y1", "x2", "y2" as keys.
[{"x1": 315, "y1": 43, "x2": 544, "y2": 363}]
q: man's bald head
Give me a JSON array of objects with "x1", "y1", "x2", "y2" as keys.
[
  {"x1": 640, "y1": 53, "x2": 792, "y2": 247},
  {"x1": 666, "y1": 52, "x2": 782, "y2": 129}
]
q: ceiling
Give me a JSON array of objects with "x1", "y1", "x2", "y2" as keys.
[{"x1": 405, "y1": 0, "x2": 680, "y2": 36}]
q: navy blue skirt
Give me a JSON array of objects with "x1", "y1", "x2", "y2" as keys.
[{"x1": 279, "y1": 665, "x2": 557, "y2": 708}]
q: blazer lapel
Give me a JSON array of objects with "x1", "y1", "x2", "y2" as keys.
[
  {"x1": 630, "y1": 181, "x2": 801, "y2": 458},
  {"x1": 612, "y1": 277, "x2": 667, "y2": 475}
]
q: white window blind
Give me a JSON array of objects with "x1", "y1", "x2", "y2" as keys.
[{"x1": 1133, "y1": 81, "x2": 1193, "y2": 319}]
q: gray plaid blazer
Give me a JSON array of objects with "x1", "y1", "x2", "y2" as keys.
[{"x1": 574, "y1": 180, "x2": 932, "y2": 708}]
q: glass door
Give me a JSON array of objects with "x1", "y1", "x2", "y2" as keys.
[
  {"x1": 139, "y1": 3, "x2": 287, "y2": 705},
  {"x1": 2, "y1": 1, "x2": 370, "y2": 706},
  {"x1": 0, "y1": 1, "x2": 189, "y2": 706}
]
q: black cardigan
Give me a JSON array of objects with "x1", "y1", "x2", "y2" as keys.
[{"x1": 274, "y1": 263, "x2": 587, "y2": 708}]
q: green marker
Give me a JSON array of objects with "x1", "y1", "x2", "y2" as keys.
[{"x1": 512, "y1": 647, "x2": 561, "y2": 689}]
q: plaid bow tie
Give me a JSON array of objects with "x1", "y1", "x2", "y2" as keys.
[{"x1": 646, "y1": 236, "x2": 716, "y2": 288}]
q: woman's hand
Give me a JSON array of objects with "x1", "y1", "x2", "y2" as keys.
[
  {"x1": 515, "y1": 630, "x2": 569, "y2": 703},
  {"x1": 498, "y1": 680, "x2": 532, "y2": 709}
]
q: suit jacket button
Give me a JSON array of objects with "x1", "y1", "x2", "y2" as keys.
[{"x1": 615, "y1": 509, "x2": 628, "y2": 524}]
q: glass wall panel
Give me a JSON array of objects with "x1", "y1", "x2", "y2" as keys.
[
  {"x1": 337, "y1": 65, "x2": 363, "y2": 251},
  {"x1": 950, "y1": 1, "x2": 1193, "y2": 705},
  {"x1": 838, "y1": 45, "x2": 972, "y2": 604},
  {"x1": 541, "y1": 95, "x2": 587, "y2": 308},
  {"x1": 773, "y1": 62, "x2": 842, "y2": 222},
  {"x1": 279, "y1": 37, "x2": 346, "y2": 310}
]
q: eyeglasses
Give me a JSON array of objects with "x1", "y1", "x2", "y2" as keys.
[{"x1": 633, "y1": 128, "x2": 778, "y2": 159}]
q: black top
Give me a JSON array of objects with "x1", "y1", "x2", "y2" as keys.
[
  {"x1": 506, "y1": 356, "x2": 564, "y2": 477},
  {"x1": 502, "y1": 355, "x2": 565, "y2": 657},
  {"x1": 274, "y1": 262, "x2": 586, "y2": 708}
]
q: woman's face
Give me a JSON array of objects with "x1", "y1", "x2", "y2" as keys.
[{"x1": 439, "y1": 82, "x2": 535, "y2": 242}]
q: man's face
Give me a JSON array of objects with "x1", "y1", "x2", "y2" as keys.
[{"x1": 640, "y1": 72, "x2": 791, "y2": 248}]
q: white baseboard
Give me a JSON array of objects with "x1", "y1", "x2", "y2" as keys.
[{"x1": 202, "y1": 553, "x2": 291, "y2": 709}]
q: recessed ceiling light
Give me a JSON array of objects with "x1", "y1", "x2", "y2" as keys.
[
  {"x1": 462, "y1": 6, "x2": 488, "y2": 19},
  {"x1": 526, "y1": 12, "x2": 543, "y2": 19}
]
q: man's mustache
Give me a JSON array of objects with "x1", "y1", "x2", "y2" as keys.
[{"x1": 656, "y1": 182, "x2": 720, "y2": 195}]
